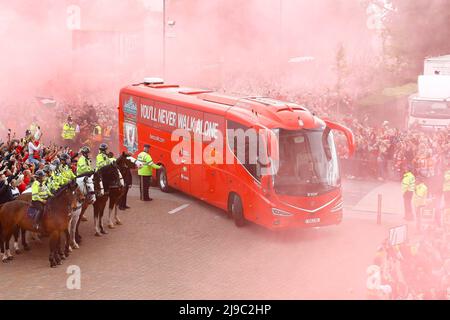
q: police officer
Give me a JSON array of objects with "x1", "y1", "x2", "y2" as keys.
[
  {"x1": 42, "y1": 165, "x2": 55, "y2": 196},
  {"x1": 50, "y1": 158, "x2": 63, "y2": 192},
  {"x1": 60, "y1": 153, "x2": 76, "y2": 186},
  {"x1": 137, "y1": 144, "x2": 161, "y2": 201},
  {"x1": 61, "y1": 116, "x2": 76, "y2": 149},
  {"x1": 77, "y1": 146, "x2": 94, "y2": 176},
  {"x1": 402, "y1": 167, "x2": 415, "y2": 221},
  {"x1": 413, "y1": 176, "x2": 428, "y2": 231},
  {"x1": 96, "y1": 143, "x2": 112, "y2": 170},
  {"x1": 31, "y1": 170, "x2": 51, "y2": 230}
]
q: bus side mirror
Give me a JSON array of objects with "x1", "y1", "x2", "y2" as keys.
[{"x1": 323, "y1": 119, "x2": 355, "y2": 157}]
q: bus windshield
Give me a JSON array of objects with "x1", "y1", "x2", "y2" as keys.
[
  {"x1": 411, "y1": 100, "x2": 450, "y2": 119},
  {"x1": 273, "y1": 128, "x2": 340, "y2": 196}
]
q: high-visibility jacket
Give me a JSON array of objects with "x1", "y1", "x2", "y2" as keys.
[
  {"x1": 96, "y1": 153, "x2": 111, "y2": 170},
  {"x1": 61, "y1": 123, "x2": 76, "y2": 140},
  {"x1": 444, "y1": 170, "x2": 450, "y2": 192},
  {"x1": 413, "y1": 183, "x2": 428, "y2": 208},
  {"x1": 77, "y1": 155, "x2": 93, "y2": 176},
  {"x1": 31, "y1": 181, "x2": 50, "y2": 202},
  {"x1": 51, "y1": 170, "x2": 63, "y2": 190},
  {"x1": 401, "y1": 172, "x2": 415, "y2": 193},
  {"x1": 44, "y1": 176, "x2": 55, "y2": 196},
  {"x1": 137, "y1": 151, "x2": 161, "y2": 176},
  {"x1": 60, "y1": 164, "x2": 76, "y2": 184},
  {"x1": 92, "y1": 125, "x2": 102, "y2": 142}
]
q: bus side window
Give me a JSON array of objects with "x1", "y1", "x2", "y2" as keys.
[{"x1": 227, "y1": 120, "x2": 260, "y2": 181}]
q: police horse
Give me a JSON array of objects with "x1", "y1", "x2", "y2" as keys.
[
  {"x1": 0, "y1": 177, "x2": 95, "y2": 266},
  {"x1": 75, "y1": 153, "x2": 135, "y2": 242},
  {"x1": 0, "y1": 181, "x2": 82, "y2": 267}
]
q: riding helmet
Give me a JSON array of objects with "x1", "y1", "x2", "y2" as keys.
[
  {"x1": 81, "y1": 146, "x2": 91, "y2": 155},
  {"x1": 99, "y1": 143, "x2": 108, "y2": 151},
  {"x1": 35, "y1": 170, "x2": 45, "y2": 178}
]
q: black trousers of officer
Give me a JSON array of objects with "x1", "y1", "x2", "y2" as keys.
[
  {"x1": 139, "y1": 175, "x2": 152, "y2": 201},
  {"x1": 403, "y1": 191, "x2": 413, "y2": 219},
  {"x1": 119, "y1": 184, "x2": 130, "y2": 208}
]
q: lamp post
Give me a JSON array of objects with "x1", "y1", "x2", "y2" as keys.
[{"x1": 163, "y1": 0, "x2": 166, "y2": 79}]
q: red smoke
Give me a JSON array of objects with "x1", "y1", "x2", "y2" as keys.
[{"x1": 0, "y1": 0, "x2": 378, "y2": 136}]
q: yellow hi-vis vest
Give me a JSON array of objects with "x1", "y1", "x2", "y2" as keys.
[
  {"x1": 413, "y1": 183, "x2": 428, "y2": 208},
  {"x1": 137, "y1": 151, "x2": 161, "y2": 176},
  {"x1": 96, "y1": 153, "x2": 111, "y2": 170},
  {"x1": 93, "y1": 125, "x2": 102, "y2": 142},
  {"x1": 62, "y1": 123, "x2": 76, "y2": 140},
  {"x1": 31, "y1": 181, "x2": 50, "y2": 202},
  {"x1": 444, "y1": 170, "x2": 450, "y2": 192},
  {"x1": 77, "y1": 155, "x2": 93, "y2": 176},
  {"x1": 401, "y1": 172, "x2": 415, "y2": 193}
]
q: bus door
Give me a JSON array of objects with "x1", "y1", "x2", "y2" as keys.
[
  {"x1": 174, "y1": 107, "x2": 203, "y2": 195},
  {"x1": 201, "y1": 114, "x2": 226, "y2": 207},
  {"x1": 178, "y1": 135, "x2": 191, "y2": 194}
]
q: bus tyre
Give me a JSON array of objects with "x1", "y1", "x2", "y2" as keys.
[
  {"x1": 157, "y1": 166, "x2": 171, "y2": 193},
  {"x1": 230, "y1": 194, "x2": 245, "y2": 227}
]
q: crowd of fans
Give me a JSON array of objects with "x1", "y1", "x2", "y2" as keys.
[
  {"x1": 55, "y1": 100, "x2": 118, "y2": 152},
  {"x1": 368, "y1": 226, "x2": 450, "y2": 300},
  {"x1": 0, "y1": 100, "x2": 118, "y2": 204}
]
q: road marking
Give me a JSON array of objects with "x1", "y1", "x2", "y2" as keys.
[{"x1": 168, "y1": 204, "x2": 190, "y2": 214}]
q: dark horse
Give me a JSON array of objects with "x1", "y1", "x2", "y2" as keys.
[
  {"x1": 75, "y1": 153, "x2": 130, "y2": 240},
  {"x1": 0, "y1": 182, "x2": 83, "y2": 267}
]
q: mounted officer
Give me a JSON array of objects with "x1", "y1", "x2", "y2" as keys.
[
  {"x1": 59, "y1": 153, "x2": 76, "y2": 187},
  {"x1": 96, "y1": 143, "x2": 112, "y2": 170},
  {"x1": 77, "y1": 146, "x2": 94, "y2": 177},
  {"x1": 31, "y1": 170, "x2": 51, "y2": 230}
]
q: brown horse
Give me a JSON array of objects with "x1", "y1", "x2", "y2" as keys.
[{"x1": 0, "y1": 182, "x2": 84, "y2": 267}]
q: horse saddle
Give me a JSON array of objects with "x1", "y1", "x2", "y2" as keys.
[{"x1": 27, "y1": 207, "x2": 40, "y2": 220}]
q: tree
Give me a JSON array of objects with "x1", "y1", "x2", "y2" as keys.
[
  {"x1": 383, "y1": 0, "x2": 450, "y2": 79},
  {"x1": 334, "y1": 43, "x2": 349, "y2": 115}
]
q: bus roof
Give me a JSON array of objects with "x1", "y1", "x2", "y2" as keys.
[
  {"x1": 425, "y1": 55, "x2": 450, "y2": 62},
  {"x1": 120, "y1": 83, "x2": 323, "y2": 130},
  {"x1": 410, "y1": 94, "x2": 450, "y2": 102}
]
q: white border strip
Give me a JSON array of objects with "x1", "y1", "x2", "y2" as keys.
[{"x1": 168, "y1": 204, "x2": 190, "y2": 214}]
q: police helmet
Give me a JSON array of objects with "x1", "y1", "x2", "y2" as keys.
[
  {"x1": 99, "y1": 143, "x2": 108, "y2": 151},
  {"x1": 35, "y1": 170, "x2": 45, "y2": 179},
  {"x1": 43, "y1": 165, "x2": 52, "y2": 173},
  {"x1": 60, "y1": 153, "x2": 70, "y2": 161},
  {"x1": 52, "y1": 158, "x2": 61, "y2": 167},
  {"x1": 81, "y1": 146, "x2": 90, "y2": 155}
]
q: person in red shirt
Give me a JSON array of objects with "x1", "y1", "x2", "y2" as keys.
[{"x1": 17, "y1": 169, "x2": 32, "y2": 193}]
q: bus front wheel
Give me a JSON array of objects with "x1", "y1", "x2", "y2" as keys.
[
  {"x1": 230, "y1": 194, "x2": 245, "y2": 227},
  {"x1": 157, "y1": 166, "x2": 171, "y2": 193}
]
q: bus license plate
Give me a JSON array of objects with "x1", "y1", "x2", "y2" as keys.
[{"x1": 305, "y1": 218, "x2": 320, "y2": 224}]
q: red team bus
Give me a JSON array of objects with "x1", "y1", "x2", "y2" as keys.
[{"x1": 118, "y1": 78, "x2": 355, "y2": 230}]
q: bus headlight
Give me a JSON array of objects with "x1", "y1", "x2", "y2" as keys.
[
  {"x1": 272, "y1": 208, "x2": 293, "y2": 217},
  {"x1": 331, "y1": 200, "x2": 343, "y2": 213}
]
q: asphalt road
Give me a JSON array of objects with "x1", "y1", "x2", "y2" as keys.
[{"x1": 0, "y1": 182, "x2": 395, "y2": 300}]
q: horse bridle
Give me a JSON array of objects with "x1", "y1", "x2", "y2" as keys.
[{"x1": 83, "y1": 176, "x2": 96, "y2": 197}]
